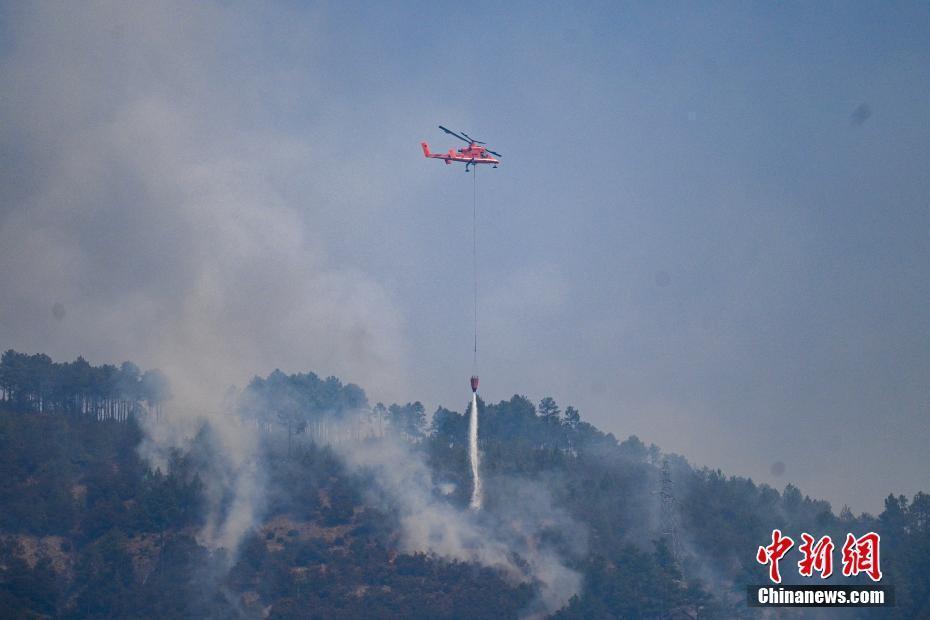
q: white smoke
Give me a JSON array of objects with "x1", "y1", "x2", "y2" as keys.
[
  {"x1": 137, "y1": 406, "x2": 266, "y2": 555},
  {"x1": 0, "y1": 1, "x2": 410, "y2": 559},
  {"x1": 335, "y1": 432, "x2": 584, "y2": 616}
]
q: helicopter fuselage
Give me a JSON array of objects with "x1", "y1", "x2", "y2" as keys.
[{"x1": 421, "y1": 142, "x2": 500, "y2": 166}]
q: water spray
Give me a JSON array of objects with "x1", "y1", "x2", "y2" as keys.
[{"x1": 468, "y1": 390, "x2": 482, "y2": 509}]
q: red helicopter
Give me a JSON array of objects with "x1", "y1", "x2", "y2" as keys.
[{"x1": 421, "y1": 126, "x2": 501, "y2": 171}]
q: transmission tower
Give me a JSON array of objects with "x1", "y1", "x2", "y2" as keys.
[{"x1": 657, "y1": 458, "x2": 684, "y2": 565}]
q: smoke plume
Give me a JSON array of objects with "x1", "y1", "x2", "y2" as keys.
[
  {"x1": 334, "y1": 431, "x2": 585, "y2": 616},
  {"x1": 0, "y1": 2, "x2": 410, "y2": 557}
]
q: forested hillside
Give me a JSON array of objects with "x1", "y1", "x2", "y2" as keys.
[{"x1": 0, "y1": 349, "x2": 927, "y2": 618}]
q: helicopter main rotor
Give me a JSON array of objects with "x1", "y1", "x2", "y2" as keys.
[{"x1": 438, "y1": 126, "x2": 501, "y2": 158}]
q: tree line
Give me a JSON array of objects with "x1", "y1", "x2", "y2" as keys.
[
  {"x1": 0, "y1": 348, "x2": 928, "y2": 617},
  {"x1": 0, "y1": 349, "x2": 170, "y2": 420}
]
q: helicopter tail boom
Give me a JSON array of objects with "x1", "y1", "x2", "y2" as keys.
[{"x1": 422, "y1": 142, "x2": 452, "y2": 164}]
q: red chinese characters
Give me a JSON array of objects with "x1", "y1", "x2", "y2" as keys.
[
  {"x1": 756, "y1": 529, "x2": 795, "y2": 583},
  {"x1": 841, "y1": 532, "x2": 882, "y2": 582},
  {"x1": 757, "y1": 530, "x2": 883, "y2": 583},
  {"x1": 797, "y1": 533, "x2": 834, "y2": 578}
]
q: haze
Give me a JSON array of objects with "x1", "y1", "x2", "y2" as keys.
[{"x1": 1, "y1": 1, "x2": 928, "y2": 514}]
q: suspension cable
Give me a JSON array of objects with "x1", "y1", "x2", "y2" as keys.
[{"x1": 473, "y1": 165, "x2": 478, "y2": 370}]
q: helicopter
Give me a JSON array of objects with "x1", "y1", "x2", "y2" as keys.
[{"x1": 421, "y1": 126, "x2": 501, "y2": 171}]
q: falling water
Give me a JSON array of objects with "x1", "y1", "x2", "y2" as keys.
[{"x1": 468, "y1": 392, "x2": 482, "y2": 509}]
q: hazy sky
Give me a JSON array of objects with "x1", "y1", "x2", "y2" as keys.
[{"x1": 1, "y1": 1, "x2": 928, "y2": 514}]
